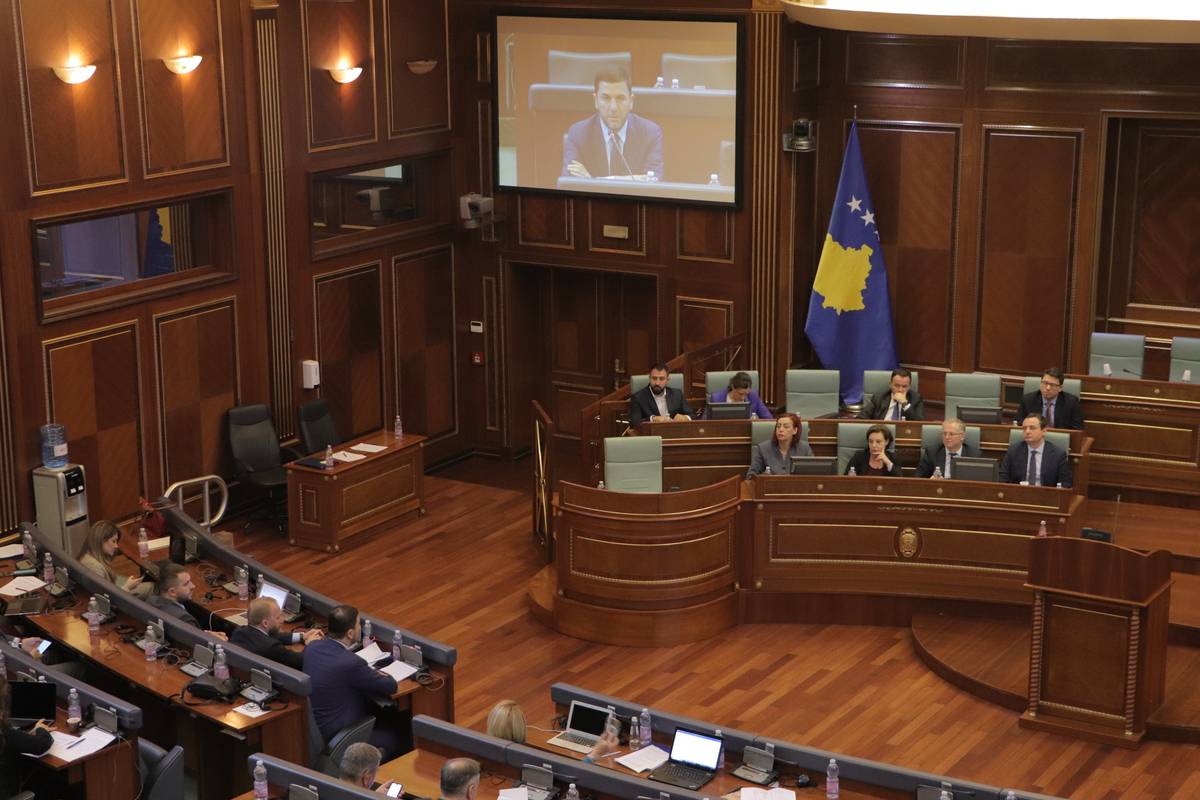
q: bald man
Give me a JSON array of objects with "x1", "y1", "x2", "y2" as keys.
[{"x1": 229, "y1": 597, "x2": 322, "y2": 670}]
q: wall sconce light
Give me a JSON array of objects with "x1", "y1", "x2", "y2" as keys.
[
  {"x1": 328, "y1": 59, "x2": 362, "y2": 84},
  {"x1": 163, "y1": 54, "x2": 203, "y2": 75},
  {"x1": 53, "y1": 57, "x2": 96, "y2": 84}
]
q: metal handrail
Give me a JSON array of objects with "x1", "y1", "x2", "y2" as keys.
[{"x1": 161, "y1": 475, "x2": 229, "y2": 532}]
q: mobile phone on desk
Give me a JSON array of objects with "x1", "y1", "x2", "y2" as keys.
[
  {"x1": 386, "y1": 782, "x2": 404, "y2": 798},
  {"x1": 35, "y1": 639, "x2": 52, "y2": 656}
]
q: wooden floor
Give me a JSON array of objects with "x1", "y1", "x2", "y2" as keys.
[{"x1": 233, "y1": 457, "x2": 1200, "y2": 800}]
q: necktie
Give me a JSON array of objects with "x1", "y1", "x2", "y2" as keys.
[
  {"x1": 1027, "y1": 449, "x2": 1039, "y2": 485},
  {"x1": 1044, "y1": 400, "x2": 1054, "y2": 428},
  {"x1": 947, "y1": 451, "x2": 957, "y2": 478},
  {"x1": 607, "y1": 131, "x2": 621, "y2": 175},
  {"x1": 891, "y1": 401, "x2": 901, "y2": 420}
]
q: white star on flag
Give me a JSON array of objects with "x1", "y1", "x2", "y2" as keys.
[
  {"x1": 861, "y1": 209, "x2": 875, "y2": 226},
  {"x1": 846, "y1": 196, "x2": 862, "y2": 212}
]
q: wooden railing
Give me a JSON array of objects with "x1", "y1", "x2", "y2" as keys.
[
  {"x1": 578, "y1": 332, "x2": 750, "y2": 487},
  {"x1": 531, "y1": 400, "x2": 555, "y2": 563}
]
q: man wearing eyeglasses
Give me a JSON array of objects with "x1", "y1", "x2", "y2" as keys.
[{"x1": 1016, "y1": 367, "x2": 1084, "y2": 430}]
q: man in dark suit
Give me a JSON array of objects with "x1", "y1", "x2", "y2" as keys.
[
  {"x1": 859, "y1": 368, "x2": 925, "y2": 420},
  {"x1": 629, "y1": 363, "x2": 693, "y2": 426},
  {"x1": 303, "y1": 605, "x2": 402, "y2": 758},
  {"x1": 230, "y1": 597, "x2": 322, "y2": 671},
  {"x1": 1000, "y1": 413, "x2": 1072, "y2": 487},
  {"x1": 1016, "y1": 367, "x2": 1084, "y2": 430},
  {"x1": 916, "y1": 418, "x2": 980, "y2": 478},
  {"x1": 562, "y1": 67, "x2": 664, "y2": 180},
  {"x1": 146, "y1": 563, "x2": 229, "y2": 636}
]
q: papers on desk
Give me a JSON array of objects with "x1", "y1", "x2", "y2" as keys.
[
  {"x1": 380, "y1": 660, "x2": 418, "y2": 682},
  {"x1": 1, "y1": 575, "x2": 46, "y2": 597},
  {"x1": 614, "y1": 744, "x2": 668, "y2": 773},
  {"x1": 355, "y1": 641, "x2": 386, "y2": 665},
  {"x1": 739, "y1": 789, "x2": 795, "y2": 800},
  {"x1": 350, "y1": 442, "x2": 387, "y2": 454},
  {"x1": 146, "y1": 535, "x2": 171, "y2": 551},
  {"x1": 499, "y1": 789, "x2": 529, "y2": 800},
  {"x1": 233, "y1": 702, "x2": 270, "y2": 718},
  {"x1": 332, "y1": 450, "x2": 366, "y2": 463},
  {"x1": 0, "y1": 543, "x2": 24, "y2": 559},
  {"x1": 26, "y1": 728, "x2": 116, "y2": 762}
]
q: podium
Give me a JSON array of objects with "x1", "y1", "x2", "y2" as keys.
[{"x1": 1021, "y1": 537, "x2": 1172, "y2": 747}]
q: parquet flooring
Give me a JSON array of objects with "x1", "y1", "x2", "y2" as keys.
[{"x1": 233, "y1": 458, "x2": 1200, "y2": 800}]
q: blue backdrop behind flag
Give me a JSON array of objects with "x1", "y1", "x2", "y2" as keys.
[{"x1": 804, "y1": 122, "x2": 898, "y2": 405}]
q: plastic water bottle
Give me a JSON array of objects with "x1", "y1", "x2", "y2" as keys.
[
  {"x1": 87, "y1": 597, "x2": 100, "y2": 636},
  {"x1": 237, "y1": 566, "x2": 249, "y2": 601},
  {"x1": 1002, "y1": 791, "x2": 1018, "y2": 800},
  {"x1": 1183, "y1": 369, "x2": 1193, "y2": 383},
  {"x1": 43, "y1": 553, "x2": 54, "y2": 583},
  {"x1": 394, "y1": 414, "x2": 403, "y2": 439},
  {"x1": 709, "y1": 173, "x2": 720, "y2": 186},
  {"x1": 22, "y1": 531, "x2": 34, "y2": 561},
  {"x1": 638, "y1": 707, "x2": 652, "y2": 747},
  {"x1": 629, "y1": 716, "x2": 640, "y2": 748},
  {"x1": 646, "y1": 170, "x2": 656, "y2": 182},
  {"x1": 67, "y1": 687, "x2": 81, "y2": 721},
  {"x1": 597, "y1": 480, "x2": 606, "y2": 490},
  {"x1": 714, "y1": 729, "x2": 725, "y2": 769},
  {"x1": 137, "y1": 525, "x2": 150, "y2": 559},
  {"x1": 253, "y1": 760, "x2": 269, "y2": 800},
  {"x1": 763, "y1": 466, "x2": 771, "y2": 475},
  {"x1": 324, "y1": 444, "x2": 334, "y2": 467},
  {"x1": 392, "y1": 637, "x2": 402, "y2": 662},
  {"x1": 671, "y1": 78, "x2": 680, "y2": 89},
  {"x1": 1102, "y1": 362, "x2": 1113, "y2": 376},
  {"x1": 214, "y1": 646, "x2": 229, "y2": 680},
  {"x1": 565, "y1": 784, "x2": 579, "y2": 800},
  {"x1": 654, "y1": 76, "x2": 664, "y2": 88},
  {"x1": 848, "y1": 467, "x2": 857, "y2": 477},
  {"x1": 143, "y1": 626, "x2": 157, "y2": 661},
  {"x1": 825, "y1": 758, "x2": 839, "y2": 799},
  {"x1": 1037, "y1": 520, "x2": 1048, "y2": 538},
  {"x1": 939, "y1": 791, "x2": 953, "y2": 800},
  {"x1": 40, "y1": 423, "x2": 68, "y2": 469},
  {"x1": 933, "y1": 466, "x2": 943, "y2": 479},
  {"x1": 362, "y1": 619, "x2": 373, "y2": 645}
]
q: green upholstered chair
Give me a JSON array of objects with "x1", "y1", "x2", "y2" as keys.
[
  {"x1": 836, "y1": 421, "x2": 895, "y2": 474},
  {"x1": 603, "y1": 436, "x2": 663, "y2": 493},
  {"x1": 750, "y1": 419, "x2": 809, "y2": 449},
  {"x1": 1022, "y1": 375, "x2": 1082, "y2": 397},
  {"x1": 1169, "y1": 336, "x2": 1200, "y2": 383},
  {"x1": 863, "y1": 369, "x2": 919, "y2": 398},
  {"x1": 1007, "y1": 426, "x2": 1071, "y2": 454},
  {"x1": 920, "y1": 423, "x2": 981, "y2": 459},
  {"x1": 629, "y1": 372, "x2": 684, "y2": 394},
  {"x1": 705, "y1": 370, "x2": 760, "y2": 397},
  {"x1": 943, "y1": 372, "x2": 1002, "y2": 420},
  {"x1": 1088, "y1": 332, "x2": 1145, "y2": 378},
  {"x1": 785, "y1": 369, "x2": 840, "y2": 419}
]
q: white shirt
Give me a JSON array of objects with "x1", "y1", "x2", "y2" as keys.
[
  {"x1": 601, "y1": 118, "x2": 629, "y2": 174},
  {"x1": 652, "y1": 389, "x2": 669, "y2": 418},
  {"x1": 944, "y1": 449, "x2": 962, "y2": 477}
]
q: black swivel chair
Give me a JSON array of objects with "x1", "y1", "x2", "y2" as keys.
[
  {"x1": 227, "y1": 404, "x2": 296, "y2": 534},
  {"x1": 137, "y1": 739, "x2": 184, "y2": 800},
  {"x1": 297, "y1": 398, "x2": 340, "y2": 456}
]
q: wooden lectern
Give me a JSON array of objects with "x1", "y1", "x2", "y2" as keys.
[{"x1": 1021, "y1": 537, "x2": 1172, "y2": 747}]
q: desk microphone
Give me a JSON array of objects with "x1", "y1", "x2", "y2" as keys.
[
  {"x1": 1113, "y1": 493, "x2": 1122, "y2": 543},
  {"x1": 1121, "y1": 368, "x2": 1142, "y2": 378}
]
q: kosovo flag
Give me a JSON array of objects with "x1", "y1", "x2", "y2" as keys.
[{"x1": 804, "y1": 123, "x2": 898, "y2": 405}]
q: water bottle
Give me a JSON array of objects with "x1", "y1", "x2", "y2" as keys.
[
  {"x1": 67, "y1": 688, "x2": 81, "y2": 722},
  {"x1": 43, "y1": 553, "x2": 54, "y2": 583},
  {"x1": 629, "y1": 716, "x2": 640, "y2": 748},
  {"x1": 848, "y1": 467, "x2": 857, "y2": 477},
  {"x1": 87, "y1": 597, "x2": 100, "y2": 636},
  {"x1": 646, "y1": 170, "x2": 656, "y2": 182},
  {"x1": 237, "y1": 565, "x2": 249, "y2": 601},
  {"x1": 654, "y1": 76, "x2": 664, "y2": 89},
  {"x1": 638, "y1": 707, "x2": 652, "y2": 747},
  {"x1": 40, "y1": 423, "x2": 68, "y2": 469},
  {"x1": 939, "y1": 792, "x2": 952, "y2": 800},
  {"x1": 714, "y1": 729, "x2": 725, "y2": 769},
  {"x1": 933, "y1": 466, "x2": 943, "y2": 479},
  {"x1": 671, "y1": 78, "x2": 680, "y2": 89},
  {"x1": 214, "y1": 645, "x2": 229, "y2": 680},
  {"x1": 143, "y1": 626, "x2": 157, "y2": 661},
  {"x1": 597, "y1": 480, "x2": 606, "y2": 490},
  {"x1": 1102, "y1": 362, "x2": 1113, "y2": 376},
  {"x1": 709, "y1": 173, "x2": 720, "y2": 186},
  {"x1": 825, "y1": 758, "x2": 839, "y2": 799},
  {"x1": 1183, "y1": 369, "x2": 1193, "y2": 383},
  {"x1": 392, "y1": 637, "x2": 402, "y2": 662},
  {"x1": 1002, "y1": 791, "x2": 1018, "y2": 800},
  {"x1": 1038, "y1": 519, "x2": 1048, "y2": 538},
  {"x1": 362, "y1": 618, "x2": 373, "y2": 645},
  {"x1": 22, "y1": 531, "x2": 34, "y2": 562},
  {"x1": 253, "y1": 759, "x2": 269, "y2": 800},
  {"x1": 565, "y1": 785, "x2": 579, "y2": 800},
  {"x1": 394, "y1": 414, "x2": 403, "y2": 439},
  {"x1": 137, "y1": 525, "x2": 150, "y2": 559},
  {"x1": 324, "y1": 444, "x2": 334, "y2": 467},
  {"x1": 763, "y1": 466, "x2": 771, "y2": 475}
]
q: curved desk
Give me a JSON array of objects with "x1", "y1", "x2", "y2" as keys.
[{"x1": 532, "y1": 476, "x2": 1084, "y2": 647}]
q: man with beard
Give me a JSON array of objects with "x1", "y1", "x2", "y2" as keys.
[
  {"x1": 630, "y1": 363, "x2": 693, "y2": 426},
  {"x1": 562, "y1": 67, "x2": 665, "y2": 180},
  {"x1": 230, "y1": 597, "x2": 323, "y2": 670}
]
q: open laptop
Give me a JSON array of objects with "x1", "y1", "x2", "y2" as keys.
[
  {"x1": 226, "y1": 579, "x2": 302, "y2": 626},
  {"x1": 648, "y1": 728, "x2": 722, "y2": 790},
  {"x1": 9, "y1": 680, "x2": 57, "y2": 727},
  {"x1": 545, "y1": 699, "x2": 612, "y2": 754}
]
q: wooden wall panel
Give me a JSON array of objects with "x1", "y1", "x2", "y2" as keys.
[
  {"x1": 676, "y1": 207, "x2": 735, "y2": 263},
  {"x1": 1128, "y1": 127, "x2": 1200, "y2": 307},
  {"x1": 587, "y1": 201, "x2": 645, "y2": 256},
  {"x1": 43, "y1": 325, "x2": 143, "y2": 522},
  {"x1": 551, "y1": 384, "x2": 598, "y2": 440},
  {"x1": 393, "y1": 248, "x2": 456, "y2": 440},
  {"x1": 384, "y1": 0, "x2": 449, "y2": 137},
  {"x1": 845, "y1": 34, "x2": 964, "y2": 89},
  {"x1": 303, "y1": 0, "x2": 376, "y2": 150},
  {"x1": 155, "y1": 301, "x2": 238, "y2": 487},
  {"x1": 551, "y1": 271, "x2": 601, "y2": 378},
  {"x1": 976, "y1": 129, "x2": 1080, "y2": 376},
  {"x1": 857, "y1": 123, "x2": 958, "y2": 370},
  {"x1": 517, "y1": 196, "x2": 574, "y2": 249},
  {"x1": 677, "y1": 296, "x2": 732, "y2": 356},
  {"x1": 133, "y1": 0, "x2": 228, "y2": 175},
  {"x1": 15, "y1": 0, "x2": 125, "y2": 193},
  {"x1": 986, "y1": 41, "x2": 1200, "y2": 94},
  {"x1": 315, "y1": 264, "x2": 384, "y2": 439}
]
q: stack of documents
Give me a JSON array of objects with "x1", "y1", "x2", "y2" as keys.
[
  {"x1": 351, "y1": 443, "x2": 387, "y2": 454},
  {"x1": 739, "y1": 789, "x2": 795, "y2": 800},
  {"x1": 0, "y1": 543, "x2": 25, "y2": 559},
  {"x1": 25, "y1": 728, "x2": 116, "y2": 762},
  {"x1": 615, "y1": 744, "x2": 669, "y2": 773},
  {"x1": 1, "y1": 576, "x2": 46, "y2": 597},
  {"x1": 331, "y1": 451, "x2": 366, "y2": 463}
]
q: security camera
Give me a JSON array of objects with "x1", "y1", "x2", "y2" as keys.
[
  {"x1": 459, "y1": 193, "x2": 494, "y2": 229},
  {"x1": 782, "y1": 119, "x2": 817, "y2": 153}
]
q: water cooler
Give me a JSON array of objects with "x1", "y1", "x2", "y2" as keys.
[{"x1": 33, "y1": 464, "x2": 90, "y2": 556}]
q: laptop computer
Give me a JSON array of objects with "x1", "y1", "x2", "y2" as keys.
[
  {"x1": 9, "y1": 680, "x2": 57, "y2": 727},
  {"x1": 546, "y1": 700, "x2": 612, "y2": 754},
  {"x1": 226, "y1": 579, "x2": 302, "y2": 626},
  {"x1": 648, "y1": 728, "x2": 722, "y2": 790},
  {"x1": 180, "y1": 643, "x2": 215, "y2": 678},
  {"x1": 1, "y1": 594, "x2": 48, "y2": 616}
]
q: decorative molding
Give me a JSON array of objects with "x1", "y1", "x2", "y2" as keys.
[
  {"x1": 749, "y1": 11, "x2": 783, "y2": 397},
  {"x1": 383, "y1": 0, "x2": 451, "y2": 138},
  {"x1": 676, "y1": 207, "x2": 735, "y2": 263},
  {"x1": 676, "y1": 296, "x2": 734, "y2": 355},
  {"x1": 301, "y1": 0, "x2": 379, "y2": 151},
  {"x1": 587, "y1": 202, "x2": 646, "y2": 256},
  {"x1": 0, "y1": 269, "x2": 15, "y2": 531},
  {"x1": 517, "y1": 196, "x2": 575, "y2": 249},
  {"x1": 483, "y1": 275, "x2": 501, "y2": 433}
]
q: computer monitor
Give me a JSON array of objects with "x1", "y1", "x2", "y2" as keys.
[
  {"x1": 951, "y1": 456, "x2": 999, "y2": 482},
  {"x1": 789, "y1": 456, "x2": 838, "y2": 475},
  {"x1": 669, "y1": 728, "x2": 723, "y2": 771},
  {"x1": 9, "y1": 681, "x2": 57, "y2": 724},
  {"x1": 257, "y1": 579, "x2": 289, "y2": 608},
  {"x1": 957, "y1": 405, "x2": 1002, "y2": 424},
  {"x1": 707, "y1": 401, "x2": 749, "y2": 420}
]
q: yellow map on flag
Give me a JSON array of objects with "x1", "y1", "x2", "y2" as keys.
[{"x1": 812, "y1": 233, "x2": 873, "y2": 315}]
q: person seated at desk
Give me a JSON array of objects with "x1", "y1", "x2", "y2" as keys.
[
  {"x1": 339, "y1": 742, "x2": 400, "y2": 794},
  {"x1": 846, "y1": 425, "x2": 902, "y2": 477},
  {"x1": 562, "y1": 67, "x2": 664, "y2": 181},
  {"x1": 705, "y1": 371, "x2": 773, "y2": 420},
  {"x1": 1, "y1": 672, "x2": 52, "y2": 797},
  {"x1": 915, "y1": 418, "x2": 979, "y2": 479},
  {"x1": 999, "y1": 414, "x2": 1073, "y2": 488},
  {"x1": 859, "y1": 368, "x2": 924, "y2": 420},
  {"x1": 229, "y1": 597, "x2": 323, "y2": 671},
  {"x1": 78, "y1": 520, "x2": 153, "y2": 599},
  {"x1": 441, "y1": 758, "x2": 481, "y2": 800},
  {"x1": 304, "y1": 605, "x2": 402, "y2": 759},
  {"x1": 146, "y1": 563, "x2": 226, "y2": 637},
  {"x1": 486, "y1": 699, "x2": 526, "y2": 743},
  {"x1": 630, "y1": 363, "x2": 693, "y2": 425},
  {"x1": 1017, "y1": 367, "x2": 1084, "y2": 430},
  {"x1": 747, "y1": 413, "x2": 812, "y2": 477}
]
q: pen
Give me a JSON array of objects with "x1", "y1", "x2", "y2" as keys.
[{"x1": 65, "y1": 738, "x2": 86, "y2": 749}]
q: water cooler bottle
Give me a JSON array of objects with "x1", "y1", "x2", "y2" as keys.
[{"x1": 33, "y1": 464, "x2": 90, "y2": 556}]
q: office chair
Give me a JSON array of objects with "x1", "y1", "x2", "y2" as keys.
[
  {"x1": 1022, "y1": 375, "x2": 1082, "y2": 398},
  {"x1": 943, "y1": 373, "x2": 1002, "y2": 420},
  {"x1": 603, "y1": 436, "x2": 663, "y2": 493},
  {"x1": 137, "y1": 739, "x2": 184, "y2": 800},
  {"x1": 629, "y1": 372, "x2": 685, "y2": 394},
  {"x1": 297, "y1": 398, "x2": 340, "y2": 455},
  {"x1": 920, "y1": 424, "x2": 982, "y2": 463},
  {"x1": 547, "y1": 50, "x2": 632, "y2": 85},
  {"x1": 1088, "y1": 332, "x2": 1145, "y2": 378},
  {"x1": 704, "y1": 370, "x2": 760, "y2": 397},
  {"x1": 314, "y1": 717, "x2": 376, "y2": 777},
  {"x1": 227, "y1": 404, "x2": 295, "y2": 534},
  {"x1": 836, "y1": 421, "x2": 896, "y2": 475},
  {"x1": 1007, "y1": 426, "x2": 1071, "y2": 454},
  {"x1": 786, "y1": 369, "x2": 840, "y2": 418},
  {"x1": 1169, "y1": 336, "x2": 1200, "y2": 382},
  {"x1": 661, "y1": 53, "x2": 737, "y2": 90},
  {"x1": 863, "y1": 369, "x2": 920, "y2": 398}
]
